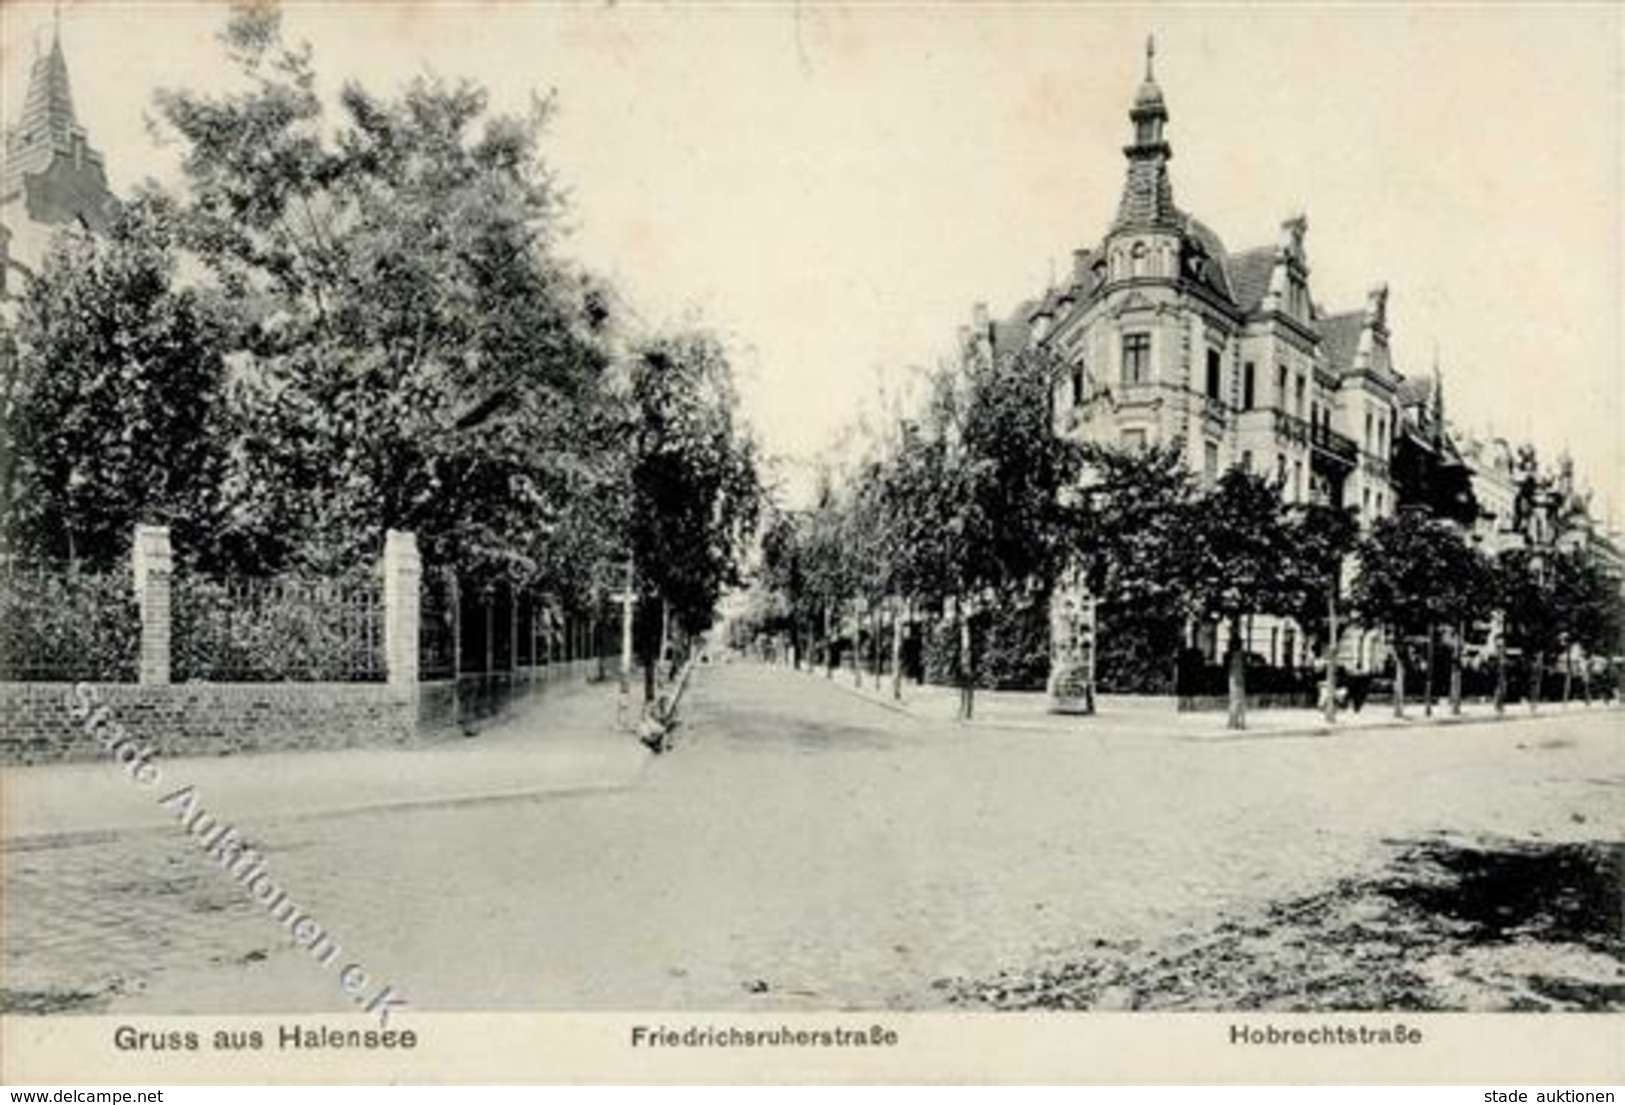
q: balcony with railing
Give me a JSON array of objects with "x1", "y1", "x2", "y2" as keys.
[
  {"x1": 1310, "y1": 421, "x2": 1358, "y2": 470},
  {"x1": 1236, "y1": 407, "x2": 1310, "y2": 449}
]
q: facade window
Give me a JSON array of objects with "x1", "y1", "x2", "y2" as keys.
[
  {"x1": 1070, "y1": 365, "x2": 1085, "y2": 407},
  {"x1": 1120, "y1": 427, "x2": 1148, "y2": 452},
  {"x1": 1241, "y1": 449, "x2": 1253, "y2": 473},
  {"x1": 1121, "y1": 332, "x2": 1151, "y2": 385},
  {"x1": 1363, "y1": 487, "x2": 1371, "y2": 517},
  {"x1": 1275, "y1": 365, "x2": 1288, "y2": 410},
  {"x1": 1131, "y1": 241, "x2": 1148, "y2": 278},
  {"x1": 1203, "y1": 440, "x2": 1219, "y2": 487},
  {"x1": 1242, "y1": 362, "x2": 1255, "y2": 410},
  {"x1": 1205, "y1": 348, "x2": 1222, "y2": 400},
  {"x1": 1276, "y1": 453, "x2": 1287, "y2": 486},
  {"x1": 1292, "y1": 460, "x2": 1303, "y2": 501},
  {"x1": 1365, "y1": 411, "x2": 1373, "y2": 451},
  {"x1": 1294, "y1": 374, "x2": 1306, "y2": 419}
]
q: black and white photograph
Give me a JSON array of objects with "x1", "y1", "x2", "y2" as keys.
[{"x1": 0, "y1": 0, "x2": 1620, "y2": 1086}]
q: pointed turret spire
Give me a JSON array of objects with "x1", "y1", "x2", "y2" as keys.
[
  {"x1": 1432, "y1": 343, "x2": 1446, "y2": 443},
  {"x1": 19, "y1": 15, "x2": 77, "y2": 147},
  {"x1": 1113, "y1": 35, "x2": 1177, "y2": 231}
]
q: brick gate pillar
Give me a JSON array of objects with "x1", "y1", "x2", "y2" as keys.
[
  {"x1": 383, "y1": 530, "x2": 421, "y2": 689},
  {"x1": 132, "y1": 524, "x2": 172, "y2": 685}
]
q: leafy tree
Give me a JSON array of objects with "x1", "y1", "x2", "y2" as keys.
[
  {"x1": 626, "y1": 329, "x2": 760, "y2": 701},
  {"x1": 1352, "y1": 509, "x2": 1484, "y2": 717},
  {"x1": 1281, "y1": 502, "x2": 1358, "y2": 721},
  {"x1": 154, "y1": 7, "x2": 621, "y2": 593},
  {"x1": 1183, "y1": 468, "x2": 1297, "y2": 730},
  {"x1": 935, "y1": 344, "x2": 1081, "y2": 717},
  {"x1": 756, "y1": 505, "x2": 811, "y2": 667},
  {"x1": 3, "y1": 191, "x2": 228, "y2": 566},
  {"x1": 1070, "y1": 443, "x2": 1196, "y2": 694},
  {"x1": 1429, "y1": 529, "x2": 1495, "y2": 715},
  {"x1": 1548, "y1": 546, "x2": 1623, "y2": 703},
  {"x1": 1493, "y1": 546, "x2": 1561, "y2": 711}
]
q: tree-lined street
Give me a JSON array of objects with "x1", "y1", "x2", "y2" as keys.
[{"x1": 5, "y1": 664, "x2": 1619, "y2": 1015}]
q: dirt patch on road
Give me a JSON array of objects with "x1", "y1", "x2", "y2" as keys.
[{"x1": 941, "y1": 835, "x2": 1624, "y2": 1012}]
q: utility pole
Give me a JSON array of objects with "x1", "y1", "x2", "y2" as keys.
[
  {"x1": 1323, "y1": 585, "x2": 1339, "y2": 724},
  {"x1": 613, "y1": 558, "x2": 636, "y2": 729}
]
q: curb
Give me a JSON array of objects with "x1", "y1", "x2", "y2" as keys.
[
  {"x1": 1176, "y1": 705, "x2": 1617, "y2": 743},
  {"x1": 820, "y1": 673, "x2": 919, "y2": 718},
  {"x1": 803, "y1": 669, "x2": 1617, "y2": 740}
]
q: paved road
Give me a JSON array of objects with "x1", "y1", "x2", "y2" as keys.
[{"x1": 3, "y1": 663, "x2": 1619, "y2": 1014}]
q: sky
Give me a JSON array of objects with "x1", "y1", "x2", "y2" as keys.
[{"x1": 3, "y1": 1, "x2": 1621, "y2": 519}]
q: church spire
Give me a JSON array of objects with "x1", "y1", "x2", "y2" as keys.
[
  {"x1": 19, "y1": 13, "x2": 77, "y2": 147},
  {"x1": 1113, "y1": 35, "x2": 1178, "y2": 231}
]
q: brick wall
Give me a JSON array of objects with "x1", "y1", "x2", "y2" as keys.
[
  {"x1": 1, "y1": 659, "x2": 614, "y2": 765},
  {"x1": 0, "y1": 682, "x2": 423, "y2": 766}
]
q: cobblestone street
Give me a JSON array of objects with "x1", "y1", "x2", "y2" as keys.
[{"x1": 3, "y1": 664, "x2": 1621, "y2": 1015}]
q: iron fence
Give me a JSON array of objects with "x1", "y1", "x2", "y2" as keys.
[
  {"x1": 0, "y1": 559, "x2": 139, "y2": 682},
  {"x1": 173, "y1": 571, "x2": 385, "y2": 682}
]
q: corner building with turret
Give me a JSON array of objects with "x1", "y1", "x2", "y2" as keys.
[{"x1": 1000, "y1": 41, "x2": 1418, "y2": 693}]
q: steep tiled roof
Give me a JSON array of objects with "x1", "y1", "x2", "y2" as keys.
[
  {"x1": 1316, "y1": 311, "x2": 1364, "y2": 375},
  {"x1": 1181, "y1": 216, "x2": 1234, "y2": 302},
  {"x1": 1113, "y1": 158, "x2": 1179, "y2": 231},
  {"x1": 1227, "y1": 247, "x2": 1276, "y2": 315},
  {"x1": 993, "y1": 299, "x2": 1037, "y2": 355},
  {"x1": 1396, "y1": 376, "x2": 1433, "y2": 407}
]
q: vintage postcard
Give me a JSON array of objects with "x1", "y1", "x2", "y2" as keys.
[{"x1": 0, "y1": 0, "x2": 1620, "y2": 1087}]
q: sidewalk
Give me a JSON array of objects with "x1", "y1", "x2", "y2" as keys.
[
  {"x1": 1, "y1": 677, "x2": 650, "y2": 846},
  {"x1": 793, "y1": 663, "x2": 1618, "y2": 740}
]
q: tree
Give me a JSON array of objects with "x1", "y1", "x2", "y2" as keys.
[
  {"x1": 1281, "y1": 502, "x2": 1358, "y2": 721},
  {"x1": 625, "y1": 329, "x2": 760, "y2": 702},
  {"x1": 154, "y1": 6, "x2": 622, "y2": 594},
  {"x1": 1183, "y1": 469, "x2": 1297, "y2": 730},
  {"x1": 932, "y1": 344, "x2": 1081, "y2": 717},
  {"x1": 1549, "y1": 546, "x2": 1623, "y2": 704},
  {"x1": 1494, "y1": 546, "x2": 1560, "y2": 711},
  {"x1": 1352, "y1": 510, "x2": 1482, "y2": 717},
  {"x1": 3, "y1": 191, "x2": 228, "y2": 566},
  {"x1": 1071, "y1": 443, "x2": 1197, "y2": 694},
  {"x1": 1430, "y1": 531, "x2": 1495, "y2": 715},
  {"x1": 756, "y1": 505, "x2": 811, "y2": 668}
]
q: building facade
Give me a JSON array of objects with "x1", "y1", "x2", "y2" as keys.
[
  {"x1": 1029, "y1": 41, "x2": 1406, "y2": 524},
  {"x1": 990, "y1": 41, "x2": 1423, "y2": 689}
]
